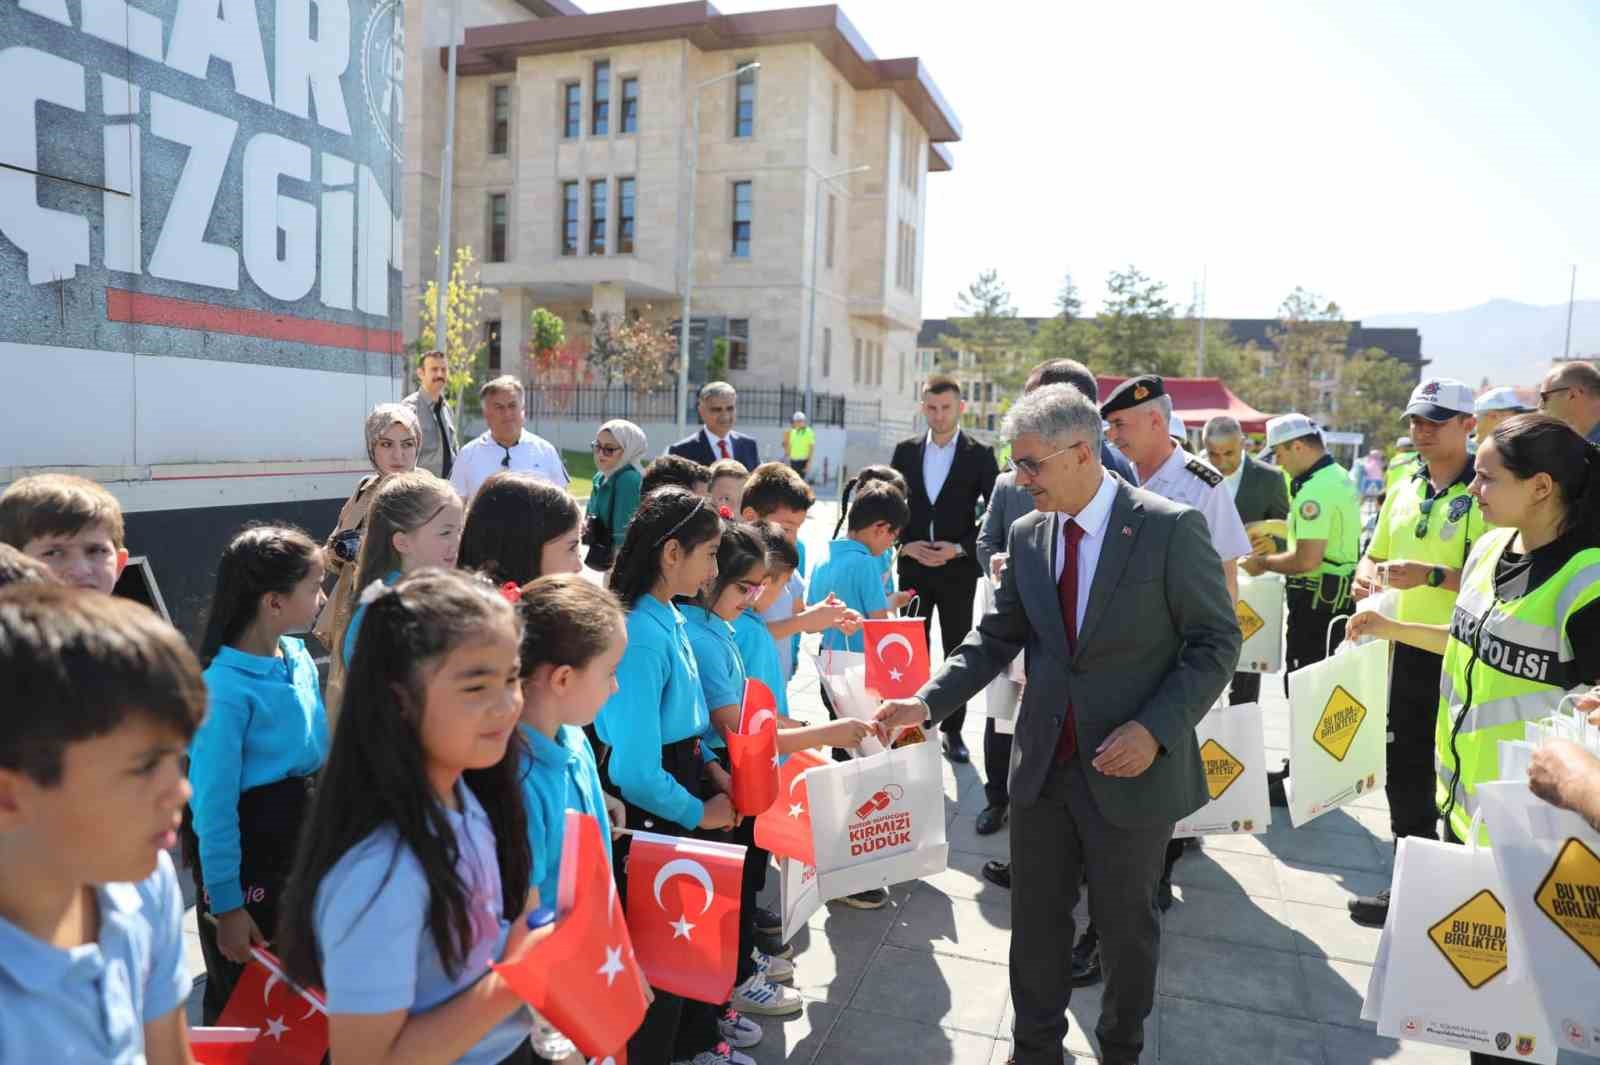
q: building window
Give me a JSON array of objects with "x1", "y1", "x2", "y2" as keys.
[
  {"x1": 490, "y1": 85, "x2": 511, "y2": 155},
  {"x1": 561, "y1": 83, "x2": 580, "y2": 139},
  {"x1": 487, "y1": 193, "x2": 508, "y2": 262},
  {"x1": 733, "y1": 62, "x2": 756, "y2": 138},
  {"x1": 617, "y1": 177, "x2": 636, "y2": 254},
  {"x1": 821, "y1": 327, "x2": 832, "y2": 378},
  {"x1": 591, "y1": 60, "x2": 610, "y2": 136},
  {"x1": 486, "y1": 320, "x2": 502, "y2": 372},
  {"x1": 620, "y1": 76, "x2": 639, "y2": 133},
  {"x1": 829, "y1": 81, "x2": 840, "y2": 155},
  {"x1": 730, "y1": 180, "x2": 752, "y2": 257},
  {"x1": 560, "y1": 181, "x2": 579, "y2": 255},
  {"x1": 825, "y1": 194, "x2": 836, "y2": 269},
  {"x1": 728, "y1": 318, "x2": 749, "y2": 370},
  {"x1": 588, "y1": 178, "x2": 607, "y2": 255}
]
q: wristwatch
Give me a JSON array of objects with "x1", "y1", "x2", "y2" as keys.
[{"x1": 1426, "y1": 565, "x2": 1445, "y2": 588}]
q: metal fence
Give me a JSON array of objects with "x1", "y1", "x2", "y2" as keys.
[{"x1": 524, "y1": 385, "x2": 868, "y2": 427}]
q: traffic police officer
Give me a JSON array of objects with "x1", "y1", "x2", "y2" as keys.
[
  {"x1": 1347, "y1": 378, "x2": 1485, "y2": 928},
  {"x1": 1384, "y1": 435, "x2": 1419, "y2": 494}
]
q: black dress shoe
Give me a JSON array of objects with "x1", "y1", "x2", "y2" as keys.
[
  {"x1": 975, "y1": 803, "x2": 1008, "y2": 835},
  {"x1": 943, "y1": 734, "x2": 971, "y2": 763},
  {"x1": 1348, "y1": 888, "x2": 1390, "y2": 928},
  {"x1": 1156, "y1": 875, "x2": 1174, "y2": 912},
  {"x1": 981, "y1": 859, "x2": 1011, "y2": 889},
  {"x1": 1267, "y1": 759, "x2": 1290, "y2": 808}
]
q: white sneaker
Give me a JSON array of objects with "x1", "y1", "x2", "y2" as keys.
[
  {"x1": 730, "y1": 969, "x2": 804, "y2": 1016},
  {"x1": 752, "y1": 946, "x2": 794, "y2": 984},
  {"x1": 719, "y1": 1008, "x2": 763, "y2": 1049},
  {"x1": 673, "y1": 1045, "x2": 756, "y2": 1065}
]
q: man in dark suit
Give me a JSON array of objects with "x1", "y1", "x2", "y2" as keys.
[
  {"x1": 877, "y1": 384, "x2": 1239, "y2": 1065},
  {"x1": 667, "y1": 381, "x2": 760, "y2": 468},
  {"x1": 889, "y1": 374, "x2": 999, "y2": 764},
  {"x1": 1202, "y1": 415, "x2": 1289, "y2": 704}
]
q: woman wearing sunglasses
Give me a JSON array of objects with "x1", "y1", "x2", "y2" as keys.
[{"x1": 583, "y1": 419, "x2": 646, "y2": 570}]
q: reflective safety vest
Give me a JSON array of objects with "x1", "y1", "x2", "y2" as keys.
[
  {"x1": 787, "y1": 426, "x2": 815, "y2": 460},
  {"x1": 1435, "y1": 526, "x2": 1600, "y2": 843}
]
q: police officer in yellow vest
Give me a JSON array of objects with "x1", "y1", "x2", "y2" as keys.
[
  {"x1": 1384, "y1": 436, "x2": 1419, "y2": 495},
  {"x1": 784, "y1": 410, "x2": 816, "y2": 480},
  {"x1": 1242, "y1": 414, "x2": 1362, "y2": 804}
]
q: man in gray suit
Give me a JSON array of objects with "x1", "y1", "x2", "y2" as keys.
[
  {"x1": 877, "y1": 385, "x2": 1239, "y2": 1065},
  {"x1": 401, "y1": 350, "x2": 458, "y2": 479}
]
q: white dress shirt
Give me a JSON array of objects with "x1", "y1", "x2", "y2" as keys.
[
  {"x1": 1139, "y1": 446, "x2": 1252, "y2": 562},
  {"x1": 703, "y1": 428, "x2": 734, "y2": 461},
  {"x1": 1222, "y1": 463, "x2": 1244, "y2": 501},
  {"x1": 922, "y1": 430, "x2": 960, "y2": 506},
  {"x1": 1052, "y1": 469, "x2": 1119, "y2": 634},
  {"x1": 449, "y1": 428, "x2": 569, "y2": 501}
]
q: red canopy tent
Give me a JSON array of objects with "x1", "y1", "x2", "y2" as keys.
[{"x1": 1096, "y1": 375, "x2": 1276, "y2": 434}]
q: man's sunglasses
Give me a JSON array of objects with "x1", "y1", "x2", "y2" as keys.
[{"x1": 1415, "y1": 494, "x2": 1438, "y2": 538}]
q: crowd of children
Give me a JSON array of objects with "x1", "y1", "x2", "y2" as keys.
[{"x1": 0, "y1": 450, "x2": 917, "y2": 1065}]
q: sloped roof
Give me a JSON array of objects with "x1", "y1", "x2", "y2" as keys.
[{"x1": 1097, "y1": 375, "x2": 1276, "y2": 434}]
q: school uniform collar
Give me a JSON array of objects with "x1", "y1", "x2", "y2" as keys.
[
  {"x1": 519, "y1": 722, "x2": 581, "y2": 770},
  {"x1": 680, "y1": 602, "x2": 734, "y2": 634},
  {"x1": 828, "y1": 538, "x2": 876, "y2": 560},
  {"x1": 210, "y1": 639, "x2": 292, "y2": 677},
  {"x1": 1290, "y1": 453, "x2": 1337, "y2": 497},
  {"x1": 441, "y1": 780, "x2": 490, "y2": 830},
  {"x1": 634, "y1": 593, "x2": 686, "y2": 636},
  {"x1": 0, "y1": 878, "x2": 144, "y2": 986}
]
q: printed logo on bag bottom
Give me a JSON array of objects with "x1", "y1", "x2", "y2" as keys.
[
  {"x1": 1198, "y1": 738, "x2": 1245, "y2": 801},
  {"x1": 1533, "y1": 837, "x2": 1600, "y2": 966},
  {"x1": 1314, "y1": 685, "x2": 1367, "y2": 762},
  {"x1": 1562, "y1": 1019, "x2": 1598, "y2": 1050},
  {"x1": 1427, "y1": 888, "x2": 1508, "y2": 989},
  {"x1": 850, "y1": 785, "x2": 911, "y2": 857}
]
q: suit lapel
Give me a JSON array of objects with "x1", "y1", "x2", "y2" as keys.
[{"x1": 1076, "y1": 483, "x2": 1143, "y2": 652}]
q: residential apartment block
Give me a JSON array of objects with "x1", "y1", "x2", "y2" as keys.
[{"x1": 403, "y1": 0, "x2": 960, "y2": 435}]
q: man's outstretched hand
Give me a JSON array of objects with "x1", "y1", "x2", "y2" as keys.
[{"x1": 874, "y1": 698, "x2": 929, "y2": 739}]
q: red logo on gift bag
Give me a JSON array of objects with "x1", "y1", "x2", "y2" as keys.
[
  {"x1": 623, "y1": 831, "x2": 746, "y2": 1004},
  {"x1": 214, "y1": 948, "x2": 328, "y2": 1065},
  {"x1": 727, "y1": 678, "x2": 781, "y2": 815},
  {"x1": 863, "y1": 618, "x2": 929, "y2": 700},
  {"x1": 493, "y1": 812, "x2": 649, "y2": 1059},
  {"x1": 754, "y1": 749, "x2": 827, "y2": 865}
]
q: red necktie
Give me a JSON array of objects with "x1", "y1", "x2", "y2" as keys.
[
  {"x1": 1054, "y1": 518, "x2": 1084, "y2": 764},
  {"x1": 719, "y1": 439, "x2": 730, "y2": 460}
]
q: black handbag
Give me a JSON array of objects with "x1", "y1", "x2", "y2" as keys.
[{"x1": 582, "y1": 514, "x2": 614, "y2": 570}]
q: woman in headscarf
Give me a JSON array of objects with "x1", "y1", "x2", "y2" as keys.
[{"x1": 583, "y1": 418, "x2": 646, "y2": 570}]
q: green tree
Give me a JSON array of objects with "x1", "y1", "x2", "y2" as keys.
[
  {"x1": 416, "y1": 245, "x2": 489, "y2": 426},
  {"x1": 1096, "y1": 266, "x2": 1186, "y2": 377},
  {"x1": 1248, "y1": 288, "x2": 1351, "y2": 420},
  {"x1": 1032, "y1": 271, "x2": 1105, "y2": 367},
  {"x1": 942, "y1": 269, "x2": 1032, "y2": 425},
  {"x1": 707, "y1": 337, "x2": 729, "y2": 380},
  {"x1": 1337, "y1": 348, "x2": 1414, "y2": 445}
]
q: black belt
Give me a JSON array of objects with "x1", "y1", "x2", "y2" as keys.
[{"x1": 182, "y1": 773, "x2": 317, "y2": 913}]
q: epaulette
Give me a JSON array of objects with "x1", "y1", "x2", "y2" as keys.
[{"x1": 1184, "y1": 457, "x2": 1223, "y2": 488}]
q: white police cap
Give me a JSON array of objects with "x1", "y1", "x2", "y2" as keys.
[{"x1": 1265, "y1": 413, "x2": 1319, "y2": 449}]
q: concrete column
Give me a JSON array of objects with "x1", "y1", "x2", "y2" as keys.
[
  {"x1": 499, "y1": 285, "x2": 526, "y2": 386},
  {"x1": 591, "y1": 281, "x2": 626, "y2": 321}
]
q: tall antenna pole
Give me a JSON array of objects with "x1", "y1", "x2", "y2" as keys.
[
  {"x1": 1194, "y1": 266, "x2": 1208, "y2": 375},
  {"x1": 1563, "y1": 264, "x2": 1577, "y2": 361}
]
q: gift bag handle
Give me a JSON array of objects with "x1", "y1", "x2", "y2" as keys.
[
  {"x1": 1464, "y1": 806, "x2": 1487, "y2": 853},
  {"x1": 1555, "y1": 690, "x2": 1600, "y2": 754},
  {"x1": 1326, "y1": 613, "x2": 1353, "y2": 658}
]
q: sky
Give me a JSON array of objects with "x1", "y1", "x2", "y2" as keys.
[{"x1": 581, "y1": 0, "x2": 1600, "y2": 320}]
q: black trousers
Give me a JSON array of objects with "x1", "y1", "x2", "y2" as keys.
[
  {"x1": 984, "y1": 718, "x2": 1012, "y2": 807},
  {"x1": 899, "y1": 557, "x2": 978, "y2": 736},
  {"x1": 1009, "y1": 759, "x2": 1171, "y2": 1064},
  {"x1": 1388, "y1": 642, "x2": 1443, "y2": 841},
  {"x1": 1227, "y1": 671, "x2": 1261, "y2": 705},
  {"x1": 1282, "y1": 584, "x2": 1348, "y2": 694}
]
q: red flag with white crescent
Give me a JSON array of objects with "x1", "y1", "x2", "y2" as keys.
[
  {"x1": 863, "y1": 617, "x2": 930, "y2": 699},
  {"x1": 623, "y1": 831, "x2": 746, "y2": 1004},
  {"x1": 753, "y1": 749, "x2": 827, "y2": 865},
  {"x1": 214, "y1": 948, "x2": 328, "y2": 1065},
  {"x1": 727, "y1": 678, "x2": 780, "y2": 815},
  {"x1": 493, "y1": 812, "x2": 650, "y2": 1058},
  {"x1": 187, "y1": 1028, "x2": 258, "y2": 1065}
]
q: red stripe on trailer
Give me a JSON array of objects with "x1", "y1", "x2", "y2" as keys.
[{"x1": 106, "y1": 289, "x2": 404, "y2": 354}]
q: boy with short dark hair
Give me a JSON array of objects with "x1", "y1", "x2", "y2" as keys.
[
  {"x1": 807, "y1": 482, "x2": 910, "y2": 652},
  {"x1": 0, "y1": 474, "x2": 129, "y2": 594},
  {"x1": 640, "y1": 454, "x2": 712, "y2": 498},
  {"x1": 0, "y1": 586, "x2": 205, "y2": 1064}
]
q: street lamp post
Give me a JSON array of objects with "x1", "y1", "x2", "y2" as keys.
[
  {"x1": 803, "y1": 164, "x2": 869, "y2": 421},
  {"x1": 676, "y1": 61, "x2": 760, "y2": 435}
]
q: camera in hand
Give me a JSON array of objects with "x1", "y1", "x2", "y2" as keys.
[{"x1": 330, "y1": 528, "x2": 363, "y2": 563}]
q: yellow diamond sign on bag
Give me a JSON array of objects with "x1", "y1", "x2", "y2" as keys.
[
  {"x1": 1427, "y1": 888, "x2": 1509, "y2": 989},
  {"x1": 1314, "y1": 685, "x2": 1366, "y2": 762},
  {"x1": 1534, "y1": 837, "x2": 1600, "y2": 967},
  {"x1": 1235, "y1": 599, "x2": 1265, "y2": 642},
  {"x1": 1199, "y1": 738, "x2": 1245, "y2": 801}
]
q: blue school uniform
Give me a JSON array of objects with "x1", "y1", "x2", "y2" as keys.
[
  {"x1": 595, "y1": 595, "x2": 714, "y2": 831},
  {"x1": 732, "y1": 608, "x2": 790, "y2": 719},
  {"x1": 790, "y1": 538, "x2": 809, "y2": 670},
  {"x1": 519, "y1": 723, "x2": 613, "y2": 912},
  {"x1": 0, "y1": 852, "x2": 189, "y2": 1064},
  {"x1": 190, "y1": 637, "x2": 329, "y2": 914},
  {"x1": 877, "y1": 547, "x2": 895, "y2": 597},
  {"x1": 315, "y1": 782, "x2": 530, "y2": 1065},
  {"x1": 807, "y1": 538, "x2": 890, "y2": 653},
  {"x1": 681, "y1": 604, "x2": 747, "y2": 753},
  {"x1": 342, "y1": 568, "x2": 402, "y2": 666}
]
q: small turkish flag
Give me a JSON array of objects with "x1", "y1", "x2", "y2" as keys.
[
  {"x1": 187, "y1": 1028, "x2": 258, "y2": 1065},
  {"x1": 754, "y1": 749, "x2": 827, "y2": 865},
  {"x1": 863, "y1": 617, "x2": 930, "y2": 700},
  {"x1": 214, "y1": 948, "x2": 328, "y2": 1065},
  {"x1": 727, "y1": 678, "x2": 780, "y2": 816},
  {"x1": 493, "y1": 812, "x2": 649, "y2": 1059},
  {"x1": 624, "y1": 830, "x2": 746, "y2": 1004}
]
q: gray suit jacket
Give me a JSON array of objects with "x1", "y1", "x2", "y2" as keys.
[
  {"x1": 1234, "y1": 454, "x2": 1290, "y2": 527},
  {"x1": 920, "y1": 479, "x2": 1241, "y2": 826},
  {"x1": 402, "y1": 389, "x2": 458, "y2": 479}
]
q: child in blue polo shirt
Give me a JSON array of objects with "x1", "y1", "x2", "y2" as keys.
[
  {"x1": 185, "y1": 524, "x2": 330, "y2": 1021},
  {"x1": 808, "y1": 482, "x2": 910, "y2": 652},
  {"x1": 0, "y1": 586, "x2": 205, "y2": 1065},
  {"x1": 833, "y1": 465, "x2": 913, "y2": 608}
]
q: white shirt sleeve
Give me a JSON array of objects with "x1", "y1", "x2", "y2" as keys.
[
  {"x1": 1199, "y1": 485, "x2": 1253, "y2": 561},
  {"x1": 448, "y1": 444, "x2": 472, "y2": 498}
]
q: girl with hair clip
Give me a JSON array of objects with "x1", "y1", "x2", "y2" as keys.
[
  {"x1": 833, "y1": 465, "x2": 916, "y2": 611},
  {"x1": 1349, "y1": 414, "x2": 1600, "y2": 872},
  {"x1": 337, "y1": 470, "x2": 464, "y2": 683},
  {"x1": 595, "y1": 487, "x2": 743, "y2": 1065},
  {"x1": 276, "y1": 569, "x2": 546, "y2": 1065},
  {"x1": 186, "y1": 524, "x2": 329, "y2": 1020},
  {"x1": 459, "y1": 473, "x2": 584, "y2": 587}
]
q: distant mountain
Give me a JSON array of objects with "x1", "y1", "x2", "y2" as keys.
[{"x1": 1362, "y1": 299, "x2": 1600, "y2": 388}]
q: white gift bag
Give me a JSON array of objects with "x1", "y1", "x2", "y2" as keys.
[
  {"x1": 1362, "y1": 837, "x2": 1404, "y2": 1024},
  {"x1": 1285, "y1": 633, "x2": 1389, "y2": 827},
  {"x1": 1174, "y1": 701, "x2": 1270, "y2": 838},
  {"x1": 777, "y1": 856, "x2": 821, "y2": 944},
  {"x1": 1371, "y1": 826, "x2": 1556, "y2": 1062},
  {"x1": 1235, "y1": 571, "x2": 1284, "y2": 674},
  {"x1": 812, "y1": 649, "x2": 887, "y2": 756},
  {"x1": 1475, "y1": 779, "x2": 1600, "y2": 1057},
  {"x1": 970, "y1": 575, "x2": 1024, "y2": 734},
  {"x1": 803, "y1": 738, "x2": 948, "y2": 901}
]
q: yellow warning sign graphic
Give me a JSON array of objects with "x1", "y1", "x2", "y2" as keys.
[
  {"x1": 1199, "y1": 738, "x2": 1245, "y2": 801},
  {"x1": 1534, "y1": 837, "x2": 1600, "y2": 968},
  {"x1": 1314, "y1": 685, "x2": 1366, "y2": 762},
  {"x1": 1427, "y1": 889, "x2": 1508, "y2": 989},
  {"x1": 1236, "y1": 599, "x2": 1265, "y2": 642}
]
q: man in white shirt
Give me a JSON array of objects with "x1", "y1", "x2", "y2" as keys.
[{"x1": 448, "y1": 376, "x2": 569, "y2": 501}]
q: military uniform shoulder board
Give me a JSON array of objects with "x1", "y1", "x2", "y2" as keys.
[{"x1": 1184, "y1": 458, "x2": 1223, "y2": 488}]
